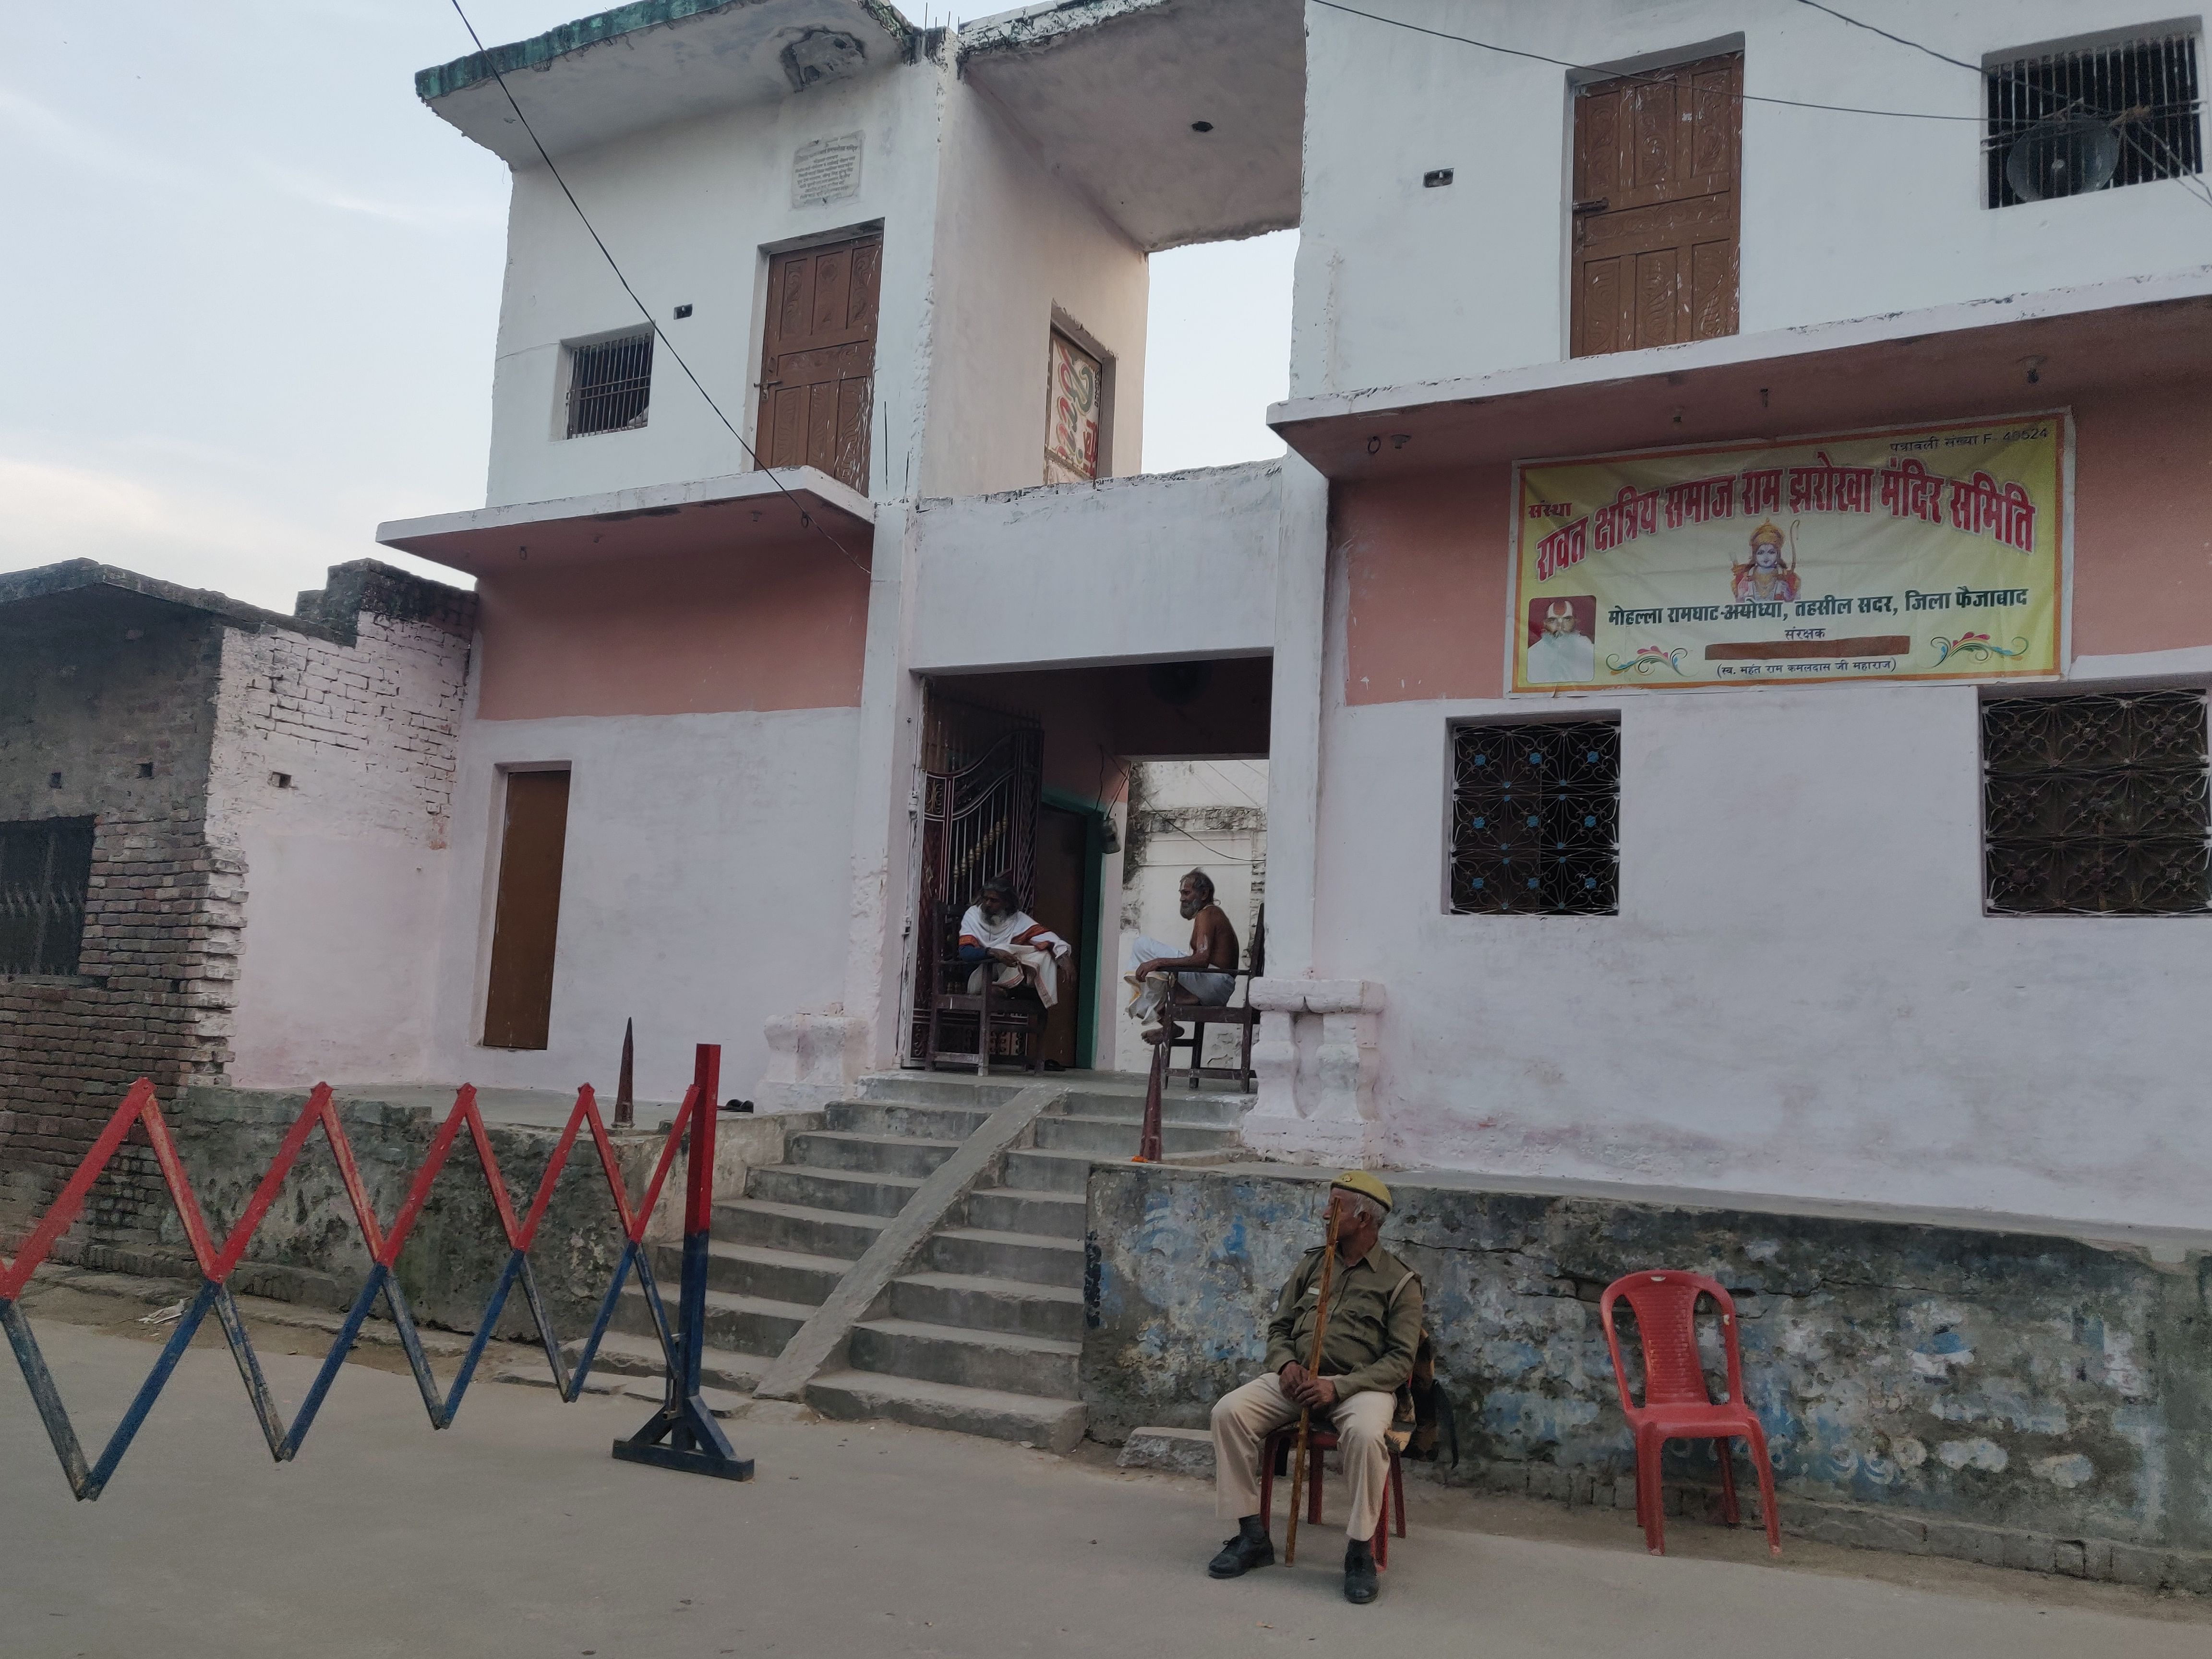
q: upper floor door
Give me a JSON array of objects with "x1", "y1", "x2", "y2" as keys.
[
  {"x1": 757, "y1": 231, "x2": 881, "y2": 492},
  {"x1": 1571, "y1": 53, "x2": 1743, "y2": 358}
]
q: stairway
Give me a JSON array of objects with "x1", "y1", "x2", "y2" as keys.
[
  {"x1": 805, "y1": 1072, "x2": 1246, "y2": 1449},
  {"x1": 586, "y1": 1070, "x2": 1250, "y2": 1447}
]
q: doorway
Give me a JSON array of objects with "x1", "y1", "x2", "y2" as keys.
[
  {"x1": 1570, "y1": 51, "x2": 1742, "y2": 356},
  {"x1": 757, "y1": 230, "x2": 881, "y2": 491},
  {"x1": 482, "y1": 768, "x2": 570, "y2": 1050},
  {"x1": 1032, "y1": 798, "x2": 1101, "y2": 1069}
]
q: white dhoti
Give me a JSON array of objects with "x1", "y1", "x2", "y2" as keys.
[
  {"x1": 967, "y1": 944, "x2": 1059, "y2": 1008},
  {"x1": 1125, "y1": 933, "x2": 1235, "y2": 1023}
]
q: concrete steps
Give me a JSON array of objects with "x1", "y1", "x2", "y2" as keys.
[
  {"x1": 806, "y1": 1370, "x2": 1088, "y2": 1452},
  {"x1": 888, "y1": 1271, "x2": 1084, "y2": 1341},
  {"x1": 561, "y1": 1331, "x2": 763, "y2": 1395},
  {"x1": 647, "y1": 1239, "x2": 849, "y2": 1303},
  {"x1": 651, "y1": 1068, "x2": 1250, "y2": 1453},
  {"x1": 925, "y1": 1226, "x2": 1084, "y2": 1286}
]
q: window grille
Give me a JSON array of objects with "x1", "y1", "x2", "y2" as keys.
[
  {"x1": 565, "y1": 331, "x2": 653, "y2": 437},
  {"x1": 1985, "y1": 30, "x2": 2202, "y2": 207},
  {"x1": 1982, "y1": 690, "x2": 2211, "y2": 914},
  {"x1": 1450, "y1": 721, "x2": 1620, "y2": 915},
  {"x1": 0, "y1": 817, "x2": 96, "y2": 976}
]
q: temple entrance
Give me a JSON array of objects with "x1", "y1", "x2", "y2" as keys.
[{"x1": 905, "y1": 657, "x2": 1270, "y2": 1074}]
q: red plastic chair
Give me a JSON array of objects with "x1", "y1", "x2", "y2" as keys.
[
  {"x1": 1599, "y1": 1270, "x2": 1780, "y2": 1557},
  {"x1": 1258, "y1": 1426, "x2": 1407, "y2": 1567}
]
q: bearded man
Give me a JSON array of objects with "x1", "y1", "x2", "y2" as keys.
[
  {"x1": 958, "y1": 875, "x2": 1070, "y2": 1006},
  {"x1": 1125, "y1": 868, "x2": 1239, "y2": 1033},
  {"x1": 1526, "y1": 599, "x2": 1596, "y2": 684}
]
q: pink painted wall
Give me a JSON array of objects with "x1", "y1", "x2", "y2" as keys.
[
  {"x1": 474, "y1": 541, "x2": 872, "y2": 720},
  {"x1": 1342, "y1": 468, "x2": 1511, "y2": 706},
  {"x1": 1341, "y1": 391, "x2": 2212, "y2": 703},
  {"x1": 2071, "y1": 381, "x2": 2212, "y2": 659}
]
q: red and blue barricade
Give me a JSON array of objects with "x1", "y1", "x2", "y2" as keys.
[{"x1": 0, "y1": 1043, "x2": 751, "y2": 1498}]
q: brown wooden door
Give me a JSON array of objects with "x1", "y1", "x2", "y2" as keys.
[
  {"x1": 757, "y1": 233, "x2": 881, "y2": 492},
  {"x1": 482, "y1": 769, "x2": 570, "y2": 1051},
  {"x1": 1571, "y1": 53, "x2": 1742, "y2": 358},
  {"x1": 1031, "y1": 804, "x2": 1091, "y2": 1070}
]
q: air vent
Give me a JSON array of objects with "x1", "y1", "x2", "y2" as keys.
[{"x1": 1986, "y1": 29, "x2": 2202, "y2": 207}]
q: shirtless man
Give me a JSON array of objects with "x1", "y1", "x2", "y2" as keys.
[{"x1": 1126, "y1": 870, "x2": 1240, "y2": 1035}]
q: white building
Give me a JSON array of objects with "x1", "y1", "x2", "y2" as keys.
[{"x1": 181, "y1": 1, "x2": 2212, "y2": 1229}]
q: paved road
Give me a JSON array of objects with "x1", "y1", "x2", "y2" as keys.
[{"x1": 1, "y1": 1321, "x2": 2203, "y2": 1659}]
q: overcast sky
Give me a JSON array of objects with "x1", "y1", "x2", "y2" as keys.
[{"x1": 1, "y1": 2, "x2": 1294, "y2": 613}]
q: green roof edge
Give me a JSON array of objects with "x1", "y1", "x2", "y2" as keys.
[{"x1": 415, "y1": 0, "x2": 918, "y2": 103}]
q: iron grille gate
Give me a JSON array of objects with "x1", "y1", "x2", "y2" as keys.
[{"x1": 906, "y1": 695, "x2": 1043, "y2": 1063}]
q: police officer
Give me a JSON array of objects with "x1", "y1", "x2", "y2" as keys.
[{"x1": 1205, "y1": 1171, "x2": 1420, "y2": 1605}]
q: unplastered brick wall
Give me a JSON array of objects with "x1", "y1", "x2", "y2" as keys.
[
  {"x1": 207, "y1": 562, "x2": 475, "y2": 855},
  {"x1": 0, "y1": 601, "x2": 231, "y2": 1239}
]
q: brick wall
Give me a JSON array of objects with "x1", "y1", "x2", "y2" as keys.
[
  {"x1": 0, "y1": 598, "x2": 229, "y2": 1237},
  {"x1": 0, "y1": 562, "x2": 476, "y2": 1244}
]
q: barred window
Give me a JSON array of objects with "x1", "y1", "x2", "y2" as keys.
[
  {"x1": 1985, "y1": 31, "x2": 2202, "y2": 208},
  {"x1": 1983, "y1": 690, "x2": 2211, "y2": 915},
  {"x1": 0, "y1": 817, "x2": 95, "y2": 975},
  {"x1": 565, "y1": 330, "x2": 653, "y2": 437},
  {"x1": 1450, "y1": 720, "x2": 1619, "y2": 915}
]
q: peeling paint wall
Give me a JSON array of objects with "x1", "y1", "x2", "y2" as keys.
[
  {"x1": 1083, "y1": 1164, "x2": 2212, "y2": 1581},
  {"x1": 216, "y1": 568, "x2": 477, "y2": 1089}
]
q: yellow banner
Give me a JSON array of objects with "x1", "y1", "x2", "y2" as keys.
[{"x1": 1509, "y1": 415, "x2": 2068, "y2": 692}]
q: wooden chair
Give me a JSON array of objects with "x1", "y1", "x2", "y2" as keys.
[
  {"x1": 920, "y1": 903, "x2": 1045, "y2": 1076},
  {"x1": 1160, "y1": 909, "x2": 1263, "y2": 1092},
  {"x1": 1259, "y1": 1424, "x2": 1407, "y2": 1567}
]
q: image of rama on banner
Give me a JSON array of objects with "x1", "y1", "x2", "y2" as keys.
[{"x1": 1508, "y1": 415, "x2": 2068, "y2": 692}]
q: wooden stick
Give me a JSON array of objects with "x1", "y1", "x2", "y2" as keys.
[{"x1": 1284, "y1": 1201, "x2": 1342, "y2": 1565}]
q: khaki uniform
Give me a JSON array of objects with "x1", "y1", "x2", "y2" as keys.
[{"x1": 1212, "y1": 1242, "x2": 1423, "y2": 1540}]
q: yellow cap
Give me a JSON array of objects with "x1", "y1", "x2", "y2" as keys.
[{"x1": 1331, "y1": 1169, "x2": 1393, "y2": 1212}]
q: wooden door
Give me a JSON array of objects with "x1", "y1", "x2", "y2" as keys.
[
  {"x1": 482, "y1": 769, "x2": 570, "y2": 1051},
  {"x1": 1031, "y1": 804, "x2": 1092, "y2": 1069},
  {"x1": 757, "y1": 233, "x2": 881, "y2": 492},
  {"x1": 1571, "y1": 53, "x2": 1742, "y2": 358}
]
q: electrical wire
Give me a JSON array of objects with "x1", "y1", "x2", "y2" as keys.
[
  {"x1": 444, "y1": 0, "x2": 878, "y2": 580},
  {"x1": 1793, "y1": 0, "x2": 2212, "y2": 213},
  {"x1": 1307, "y1": 0, "x2": 1981, "y2": 120},
  {"x1": 1791, "y1": 0, "x2": 1976, "y2": 72}
]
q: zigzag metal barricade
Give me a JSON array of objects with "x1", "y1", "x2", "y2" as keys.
[{"x1": 0, "y1": 1041, "x2": 752, "y2": 1499}]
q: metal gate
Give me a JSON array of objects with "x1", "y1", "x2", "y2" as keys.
[{"x1": 906, "y1": 693, "x2": 1043, "y2": 1063}]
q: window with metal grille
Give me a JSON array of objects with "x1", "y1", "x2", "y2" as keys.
[
  {"x1": 1450, "y1": 720, "x2": 1620, "y2": 915},
  {"x1": 1985, "y1": 30, "x2": 2202, "y2": 207},
  {"x1": 0, "y1": 817, "x2": 95, "y2": 975},
  {"x1": 1983, "y1": 690, "x2": 2211, "y2": 914},
  {"x1": 565, "y1": 330, "x2": 653, "y2": 437}
]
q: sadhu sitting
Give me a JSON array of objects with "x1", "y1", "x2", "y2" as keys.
[
  {"x1": 958, "y1": 875, "x2": 1071, "y2": 1007},
  {"x1": 1207, "y1": 1171, "x2": 1420, "y2": 1605},
  {"x1": 1125, "y1": 868, "x2": 1239, "y2": 1036}
]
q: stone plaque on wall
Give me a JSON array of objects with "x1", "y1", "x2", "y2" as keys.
[{"x1": 792, "y1": 133, "x2": 863, "y2": 208}]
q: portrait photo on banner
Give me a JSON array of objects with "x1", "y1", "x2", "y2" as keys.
[{"x1": 1504, "y1": 414, "x2": 2069, "y2": 694}]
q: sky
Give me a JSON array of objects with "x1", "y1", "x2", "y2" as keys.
[{"x1": 0, "y1": 3, "x2": 1295, "y2": 613}]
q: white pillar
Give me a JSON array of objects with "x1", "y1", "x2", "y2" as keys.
[
  {"x1": 1262, "y1": 455, "x2": 1330, "y2": 978},
  {"x1": 756, "y1": 500, "x2": 920, "y2": 1111}
]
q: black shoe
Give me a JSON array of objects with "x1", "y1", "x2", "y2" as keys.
[
  {"x1": 1343, "y1": 1537, "x2": 1379, "y2": 1604},
  {"x1": 1207, "y1": 1517, "x2": 1275, "y2": 1578}
]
